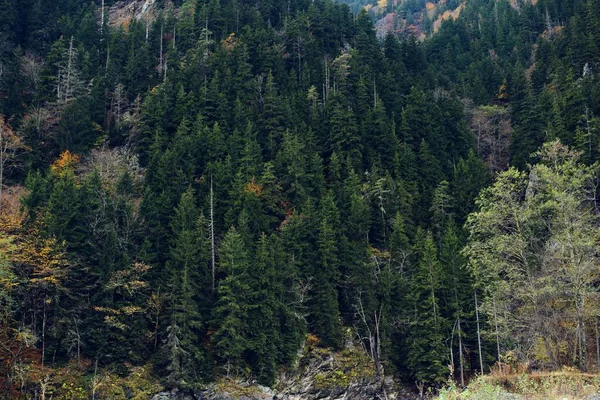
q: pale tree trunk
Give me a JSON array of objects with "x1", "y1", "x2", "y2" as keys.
[
  {"x1": 356, "y1": 293, "x2": 383, "y2": 381},
  {"x1": 100, "y1": 0, "x2": 105, "y2": 36},
  {"x1": 493, "y1": 297, "x2": 501, "y2": 372},
  {"x1": 42, "y1": 296, "x2": 47, "y2": 369},
  {"x1": 475, "y1": 291, "x2": 484, "y2": 374},
  {"x1": 450, "y1": 319, "x2": 455, "y2": 377},
  {"x1": 159, "y1": 24, "x2": 163, "y2": 75},
  {"x1": 458, "y1": 315, "x2": 464, "y2": 386},
  {"x1": 595, "y1": 319, "x2": 600, "y2": 368},
  {"x1": 0, "y1": 120, "x2": 6, "y2": 201},
  {"x1": 210, "y1": 177, "x2": 216, "y2": 292}
]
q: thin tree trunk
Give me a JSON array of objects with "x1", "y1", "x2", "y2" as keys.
[
  {"x1": 475, "y1": 291, "x2": 484, "y2": 374},
  {"x1": 73, "y1": 316, "x2": 81, "y2": 366},
  {"x1": 42, "y1": 296, "x2": 47, "y2": 369},
  {"x1": 458, "y1": 315, "x2": 465, "y2": 386},
  {"x1": 450, "y1": 318, "x2": 455, "y2": 378},
  {"x1": 595, "y1": 319, "x2": 600, "y2": 368},
  {"x1": 159, "y1": 24, "x2": 163, "y2": 74},
  {"x1": 210, "y1": 177, "x2": 216, "y2": 292},
  {"x1": 493, "y1": 297, "x2": 501, "y2": 372},
  {"x1": 101, "y1": 0, "x2": 105, "y2": 36}
]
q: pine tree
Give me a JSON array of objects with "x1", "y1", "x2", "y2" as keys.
[
  {"x1": 246, "y1": 234, "x2": 279, "y2": 384},
  {"x1": 405, "y1": 230, "x2": 448, "y2": 385},
  {"x1": 163, "y1": 187, "x2": 209, "y2": 383},
  {"x1": 213, "y1": 227, "x2": 251, "y2": 376},
  {"x1": 311, "y1": 216, "x2": 343, "y2": 348}
]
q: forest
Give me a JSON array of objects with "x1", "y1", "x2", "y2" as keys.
[{"x1": 1, "y1": 0, "x2": 600, "y2": 398}]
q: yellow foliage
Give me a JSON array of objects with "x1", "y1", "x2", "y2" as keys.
[
  {"x1": 95, "y1": 364, "x2": 163, "y2": 400},
  {"x1": 50, "y1": 150, "x2": 80, "y2": 177},
  {"x1": 377, "y1": 0, "x2": 388, "y2": 11},
  {"x1": 222, "y1": 32, "x2": 238, "y2": 51},
  {"x1": 245, "y1": 179, "x2": 263, "y2": 196},
  {"x1": 497, "y1": 81, "x2": 508, "y2": 100},
  {"x1": 306, "y1": 333, "x2": 321, "y2": 347},
  {"x1": 95, "y1": 263, "x2": 151, "y2": 331}
]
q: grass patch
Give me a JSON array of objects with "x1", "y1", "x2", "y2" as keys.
[{"x1": 437, "y1": 368, "x2": 600, "y2": 399}]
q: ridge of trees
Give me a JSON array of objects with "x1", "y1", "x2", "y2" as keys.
[{"x1": 0, "y1": 0, "x2": 600, "y2": 396}]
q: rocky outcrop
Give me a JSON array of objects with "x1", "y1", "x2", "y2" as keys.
[
  {"x1": 276, "y1": 345, "x2": 398, "y2": 400},
  {"x1": 108, "y1": 0, "x2": 160, "y2": 27},
  {"x1": 151, "y1": 343, "x2": 416, "y2": 400},
  {"x1": 150, "y1": 384, "x2": 275, "y2": 400}
]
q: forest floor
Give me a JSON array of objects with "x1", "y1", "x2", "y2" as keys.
[{"x1": 437, "y1": 369, "x2": 600, "y2": 399}]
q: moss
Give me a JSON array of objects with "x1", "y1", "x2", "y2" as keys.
[
  {"x1": 313, "y1": 347, "x2": 376, "y2": 390},
  {"x1": 214, "y1": 377, "x2": 264, "y2": 399}
]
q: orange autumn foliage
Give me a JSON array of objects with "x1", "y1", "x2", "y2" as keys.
[
  {"x1": 50, "y1": 150, "x2": 80, "y2": 177},
  {"x1": 222, "y1": 32, "x2": 238, "y2": 51},
  {"x1": 245, "y1": 179, "x2": 263, "y2": 196}
]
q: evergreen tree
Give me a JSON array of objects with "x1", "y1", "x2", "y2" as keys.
[
  {"x1": 162, "y1": 187, "x2": 209, "y2": 384},
  {"x1": 405, "y1": 230, "x2": 448, "y2": 385},
  {"x1": 213, "y1": 227, "x2": 251, "y2": 375}
]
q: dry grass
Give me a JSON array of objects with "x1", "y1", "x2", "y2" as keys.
[{"x1": 439, "y1": 368, "x2": 600, "y2": 399}]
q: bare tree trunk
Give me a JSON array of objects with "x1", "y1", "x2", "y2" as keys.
[
  {"x1": 159, "y1": 24, "x2": 163, "y2": 75},
  {"x1": 210, "y1": 177, "x2": 216, "y2": 292},
  {"x1": 493, "y1": 297, "x2": 501, "y2": 372},
  {"x1": 91, "y1": 358, "x2": 99, "y2": 400},
  {"x1": 475, "y1": 291, "x2": 484, "y2": 374},
  {"x1": 356, "y1": 293, "x2": 383, "y2": 382},
  {"x1": 73, "y1": 316, "x2": 81, "y2": 366},
  {"x1": 42, "y1": 296, "x2": 47, "y2": 369},
  {"x1": 0, "y1": 117, "x2": 6, "y2": 201},
  {"x1": 450, "y1": 319, "x2": 455, "y2": 377},
  {"x1": 595, "y1": 319, "x2": 600, "y2": 367},
  {"x1": 101, "y1": 0, "x2": 105, "y2": 36},
  {"x1": 458, "y1": 315, "x2": 464, "y2": 386},
  {"x1": 374, "y1": 305, "x2": 383, "y2": 380},
  {"x1": 373, "y1": 78, "x2": 377, "y2": 108},
  {"x1": 105, "y1": 45, "x2": 110, "y2": 72}
]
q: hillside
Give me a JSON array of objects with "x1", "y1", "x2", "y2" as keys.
[
  {"x1": 336, "y1": 0, "x2": 468, "y2": 38},
  {"x1": 1, "y1": 0, "x2": 600, "y2": 398}
]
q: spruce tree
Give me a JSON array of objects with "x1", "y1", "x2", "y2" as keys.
[
  {"x1": 405, "y1": 230, "x2": 448, "y2": 385},
  {"x1": 163, "y1": 187, "x2": 208, "y2": 385},
  {"x1": 213, "y1": 227, "x2": 251, "y2": 376}
]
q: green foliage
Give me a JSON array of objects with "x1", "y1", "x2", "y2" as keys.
[
  {"x1": 465, "y1": 140, "x2": 600, "y2": 369},
  {"x1": 405, "y1": 230, "x2": 448, "y2": 385},
  {"x1": 7, "y1": 0, "x2": 600, "y2": 395},
  {"x1": 213, "y1": 227, "x2": 251, "y2": 374}
]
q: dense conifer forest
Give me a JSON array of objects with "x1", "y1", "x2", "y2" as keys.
[{"x1": 1, "y1": 0, "x2": 600, "y2": 397}]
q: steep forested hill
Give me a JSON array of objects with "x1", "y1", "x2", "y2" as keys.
[{"x1": 1, "y1": 0, "x2": 600, "y2": 397}]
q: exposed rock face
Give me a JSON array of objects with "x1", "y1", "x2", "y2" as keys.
[
  {"x1": 150, "y1": 385, "x2": 275, "y2": 400},
  {"x1": 108, "y1": 0, "x2": 159, "y2": 27},
  {"x1": 150, "y1": 344, "x2": 417, "y2": 400},
  {"x1": 276, "y1": 345, "x2": 397, "y2": 400}
]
